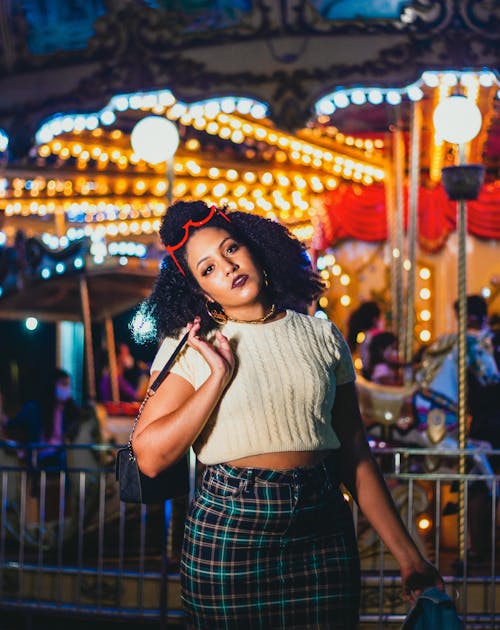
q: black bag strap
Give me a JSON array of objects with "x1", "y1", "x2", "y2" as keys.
[
  {"x1": 126, "y1": 332, "x2": 189, "y2": 461},
  {"x1": 149, "y1": 331, "x2": 190, "y2": 393}
]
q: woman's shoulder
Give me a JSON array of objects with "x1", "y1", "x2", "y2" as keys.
[
  {"x1": 292, "y1": 310, "x2": 345, "y2": 336},
  {"x1": 288, "y1": 309, "x2": 327, "y2": 327},
  {"x1": 151, "y1": 330, "x2": 214, "y2": 375},
  {"x1": 289, "y1": 311, "x2": 349, "y2": 354},
  {"x1": 156, "y1": 330, "x2": 187, "y2": 350},
  {"x1": 153, "y1": 331, "x2": 191, "y2": 360}
]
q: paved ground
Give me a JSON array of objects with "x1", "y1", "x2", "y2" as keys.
[{"x1": 0, "y1": 615, "x2": 404, "y2": 630}]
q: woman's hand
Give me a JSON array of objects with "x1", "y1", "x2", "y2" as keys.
[
  {"x1": 400, "y1": 558, "x2": 444, "y2": 603},
  {"x1": 186, "y1": 317, "x2": 235, "y2": 387}
]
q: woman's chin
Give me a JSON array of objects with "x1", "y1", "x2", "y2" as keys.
[{"x1": 229, "y1": 286, "x2": 261, "y2": 303}]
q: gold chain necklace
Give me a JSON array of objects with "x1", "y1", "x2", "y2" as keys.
[{"x1": 226, "y1": 304, "x2": 276, "y2": 324}]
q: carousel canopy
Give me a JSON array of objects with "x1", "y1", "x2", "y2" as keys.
[
  {"x1": 0, "y1": 2, "x2": 499, "y2": 251},
  {"x1": 0, "y1": 234, "x2": 157, "y2": 322},
  {"x1": 1, "y1": 1, "x2": 500, "y2": 144}
]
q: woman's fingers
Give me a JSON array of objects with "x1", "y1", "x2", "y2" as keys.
[
  {"x1": 186, "y1": 316, "x2": 202, "y2": 342},
  {"x1": 401, "y1": 561, "x2": 444, "y2": 603},
  {"x1": 186, "y1": 319, "x2": 234, "y2": 378},
  {"x1": 215, "y1": 330, "x2": 235, "y2": 367}
]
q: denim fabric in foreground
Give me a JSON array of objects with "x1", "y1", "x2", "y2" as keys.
[{"x1": 181, "y1": 454, "x2": 360, "y2": 629}]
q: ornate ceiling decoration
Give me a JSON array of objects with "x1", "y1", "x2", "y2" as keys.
[{"x1": 0, "y1": 0, "x2": 499, "y2": 155}]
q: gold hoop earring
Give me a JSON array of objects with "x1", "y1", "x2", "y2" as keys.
[
  {"x1": 205, "y1": 300, "x2": 228, "y2": 325},
  {"x1": 263, "y1": 269, "x2": 269, "y2": 288}
]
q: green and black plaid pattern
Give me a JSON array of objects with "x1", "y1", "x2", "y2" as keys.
[{"x1": 180, "y1": 452, "x2": 360, "y2": 629}]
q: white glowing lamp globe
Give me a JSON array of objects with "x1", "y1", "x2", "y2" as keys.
[
  {"x1": 130, "y1": 116, "x2": 179, "y2": 164},
  {"x1": 433, "y1": 95, "x2": 482, "y2": 144}
]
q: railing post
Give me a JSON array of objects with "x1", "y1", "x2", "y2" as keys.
[
  {"x1": 160, "y1": 499, "x2": 170, "y2": 630},
  {"x1": 394, "y1": 451, "x2": 401, "y2": 475}
]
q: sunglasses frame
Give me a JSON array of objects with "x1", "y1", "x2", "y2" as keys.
[{"x1": 165, "y1": 205, "x2": 231, "y2": 275}]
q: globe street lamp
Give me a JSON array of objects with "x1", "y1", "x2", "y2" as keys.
[
  {"x1": 130, "y1": 115, "x2": 180, "y2": 205},
  {"x1": 433, "y1": 95, "x2": 482, "y2": 146},
  {"x1": 432, "y1": 94, "x2": 484, "y2": 567}
]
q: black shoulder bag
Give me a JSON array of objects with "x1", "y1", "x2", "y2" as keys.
[{"x1": 115, "y1": 332, "x2": 190, "y2": 503}]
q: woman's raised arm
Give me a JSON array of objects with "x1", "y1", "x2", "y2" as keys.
[{"x1": 132, "y1": 318, "x2": 234, "y2": 477}]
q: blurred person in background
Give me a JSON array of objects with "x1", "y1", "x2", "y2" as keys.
[
  {"x1": 2, "y1": 368, "x2": 81, "y2": 468},
  {"x1": 365, "y1": 331, "x2": 403, "y2": 386},
  {"x1": 99, "y1": 342, "x2": 149, "y2": 402},
  {"x1": 346, "y1": 300, "x2": 384, "y2": 377}
]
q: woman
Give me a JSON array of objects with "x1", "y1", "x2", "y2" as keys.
[{"x1": 132, "y1": 201, "x2": 442, "y2": 629}]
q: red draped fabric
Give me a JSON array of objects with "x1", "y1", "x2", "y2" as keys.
[{"x1": 318, "y1": 182, "x2": 500, "y2": 253}]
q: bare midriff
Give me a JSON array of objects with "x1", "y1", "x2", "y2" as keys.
[{"x1": 224, "y1": 450, "x2": 331, "y2": 470}]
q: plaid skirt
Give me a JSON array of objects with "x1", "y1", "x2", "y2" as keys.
[{"x1": 180, "y1": 452, "x2": 360, "y2": 629}]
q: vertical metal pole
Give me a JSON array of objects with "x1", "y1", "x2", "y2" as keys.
[
  {"x1": 57, "y1": 321, "x2": 85, "y2": 405},
  {"x1": 159, "y1": 501, "x2": 170, "y2": 630},
  {"x1": 56, "y1": 323, "x2": 62, "y2": 369},
  {"x1": 457, "y1": 144, "x2": 467, "y2": 566},
  {"x1": 167, "y1": 158, "x2": 174, "y2": 207},
  {"x1": 105, "y1": 317, "x2": 119, "y2": 402},
  {"x1": 384, "y1": 141, "x2": 397, "y2": 332},
  {"x1": 79, "y1": 276, "x2": 96, "y2": 401},
  {"x1": 393, "y1": 112, "x2": 405, "y2": 349},
  {"x1": 405, "y1": 101, "x2": 421, "y2": 383}
]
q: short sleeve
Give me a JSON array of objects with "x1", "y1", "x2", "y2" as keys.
[
  {"x1": 150, "y1": 335, "x2": 210, "y2": 390},
  {"x1": 331, "y1": 323, "x2": 356, "y2": 385}
]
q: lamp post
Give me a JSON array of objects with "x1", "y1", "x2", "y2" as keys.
[
  {"x1": 432, "y1": 95, "x2": 484, "y2": 570},
  {"x1": 404, "y1": 100, "x2": 422, "y2": 383},
  {"x1": 103, "y1": 116, "x2": 180, "y2": 402},
  {"x1": 130, "y1": 115, "x2": 181, "y2": 630}
]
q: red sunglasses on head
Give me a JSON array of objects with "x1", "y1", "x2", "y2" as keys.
[{"x1": 165, "y1": 205, "x2": 231, "y2": 275}]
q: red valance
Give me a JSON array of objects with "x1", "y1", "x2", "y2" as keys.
[{"x1": 317, "y1": 182, "x2": 500, "y2": 253}]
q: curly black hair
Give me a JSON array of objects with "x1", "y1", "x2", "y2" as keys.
[{"x1": 135, "y1": 201, "x2": 324, "y2": 340}]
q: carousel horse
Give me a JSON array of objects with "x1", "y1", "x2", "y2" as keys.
[
  {"x1": 412, "y1": 330, "x2": 499, "y2": 472},
  {"x1": 355, "y1": 330, "x2": 499, "y2": 564},
  {"x1": 409, "y1": 331, "x2": 500, "y2": 504},
  {"x1": 357, "y1": 329, "x2": 499, "y2": 459}
]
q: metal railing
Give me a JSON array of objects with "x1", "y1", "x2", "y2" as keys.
[
  {"x1": 1, "y1": 440, "x2": 499, "y2": 627},
  {"x1": 357, "y1": 446, "x2": 500, "y2": 628}
]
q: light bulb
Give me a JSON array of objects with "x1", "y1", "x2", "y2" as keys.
[
  {"x1": 433, "y1": 96, "x2": 482, "y2": 144},
  {"x1": 130, "y1": 116, "x2": 179, "y2": 164}
]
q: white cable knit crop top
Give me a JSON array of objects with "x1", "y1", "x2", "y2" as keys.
[{"x1": 150, "y1": 310, "x2": 356, "y2": 465}]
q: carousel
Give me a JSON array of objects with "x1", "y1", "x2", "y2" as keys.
[{"x1": 1, "y1": 1, "x2": 500, "y2": 625}]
